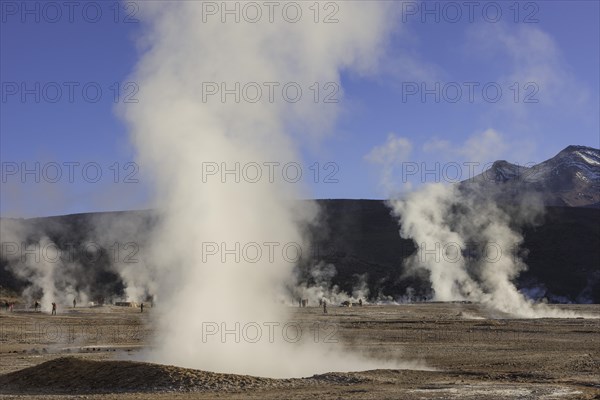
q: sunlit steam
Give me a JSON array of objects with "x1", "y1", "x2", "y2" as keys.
[
  {"x1": 389, "y1": 183, "x2": 593, "y2": 318},
  {"x1": 119, "y1": 2, "x2": 423, "y2": 377}
]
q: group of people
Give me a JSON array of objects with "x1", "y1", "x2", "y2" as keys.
[
  {"x1": 4, "y1": 297, "x2": 150, "y2": 314},
  {"x1": 31, "y1": 301, "x2": 57, "y2": 314},
  {"x1": 35, "y1": 298, "x2": 76, "y2": 314},
  {"x1": 4, "y1": 300, "x2": 61, "y2": 314},
  {"x1": 317, "y1": 298, "x2": 363, "y2": 313}
]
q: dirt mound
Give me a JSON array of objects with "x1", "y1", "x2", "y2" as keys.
[
  {"x1": 0, "y1": 357, "x2": 377, "y2": 394},
  {"x1": 0, "y1": 357, "x2": 291, "y2": 394}
]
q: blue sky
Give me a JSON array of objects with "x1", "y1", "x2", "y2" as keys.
[{"x1": 1, "y1": 0, "x2": 599, "y2": 217}]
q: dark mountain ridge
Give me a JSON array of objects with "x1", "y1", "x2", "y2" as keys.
[
  {"x1": 1, "y1": 146, "x2": 599, "y2": 303},
  {"x1": 1, "y1": 202, "x2": 598, "y2": 303}
]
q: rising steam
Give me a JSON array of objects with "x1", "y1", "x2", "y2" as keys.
[
  {"x1": 389, "y1": 181, "x2": 592, "y2": 318},
  {"x1": 0, "y1": 218, "x2": 90, "y2": 311},
  {"x1": 119, "y1": 2, "x2": 422, "y2": 377},
  {"x1": 365, "y1": 131, "x2": 596, "y2": 319}
]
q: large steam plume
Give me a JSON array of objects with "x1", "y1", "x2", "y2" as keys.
[{"x1": 120, "y1": 2, "x2": 423, "y2": 377}]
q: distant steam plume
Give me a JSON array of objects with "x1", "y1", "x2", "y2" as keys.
[
  {"x1": 389, "y1": 182, "x2": 592, "y2": 318},
  {"x1": 365, "y1": 130, "x2": 596, "y2": 319},
  {"x1": 0, "y1": 219, "x2": 90, "y2": 311},
  {"x1": 292, "y1": 261, "x2": 371, "y2": 306}
]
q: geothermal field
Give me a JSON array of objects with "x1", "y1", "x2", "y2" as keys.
[
  {"x1": 0, "y1": 303, "x2": 599, "y2": 399},
  {"x1": 2, "y1": 1, "x2": 599, "y2": 399}
]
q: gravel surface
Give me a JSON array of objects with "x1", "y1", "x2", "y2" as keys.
[{"x1": 0, "y1": 304, "x2": 598, "y2": 399}]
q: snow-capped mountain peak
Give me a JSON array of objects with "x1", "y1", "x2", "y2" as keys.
[{"x1": 463, "y1": 145, "x2": 600, "y2": 208}]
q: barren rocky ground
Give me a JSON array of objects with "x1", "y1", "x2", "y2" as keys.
[{"x1": 0, "y1": 303, "x2": 598, "y2": 399}]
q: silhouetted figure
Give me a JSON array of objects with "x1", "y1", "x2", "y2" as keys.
[
  {"x1": 323, "y1": 300, "x2": 327, "y2": 314},
  {"x1": 34, "y1": 301, "x2": 39, "y2": 312},
  {"x1": 319, "y1": 298, "x2": 323, "y2": 306},
  {"x1": 358, "y1": 299, "x2": 363, "y2": 307},
  {"x1": 73, "y1": 298, "x2": 76, "y2": 308},
  {"x1": 51, "y1": 302, "x2": 56, "y2": 315},
  {"x1": 140, "y1": 303, "x2": 144, "y2": 313}
]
